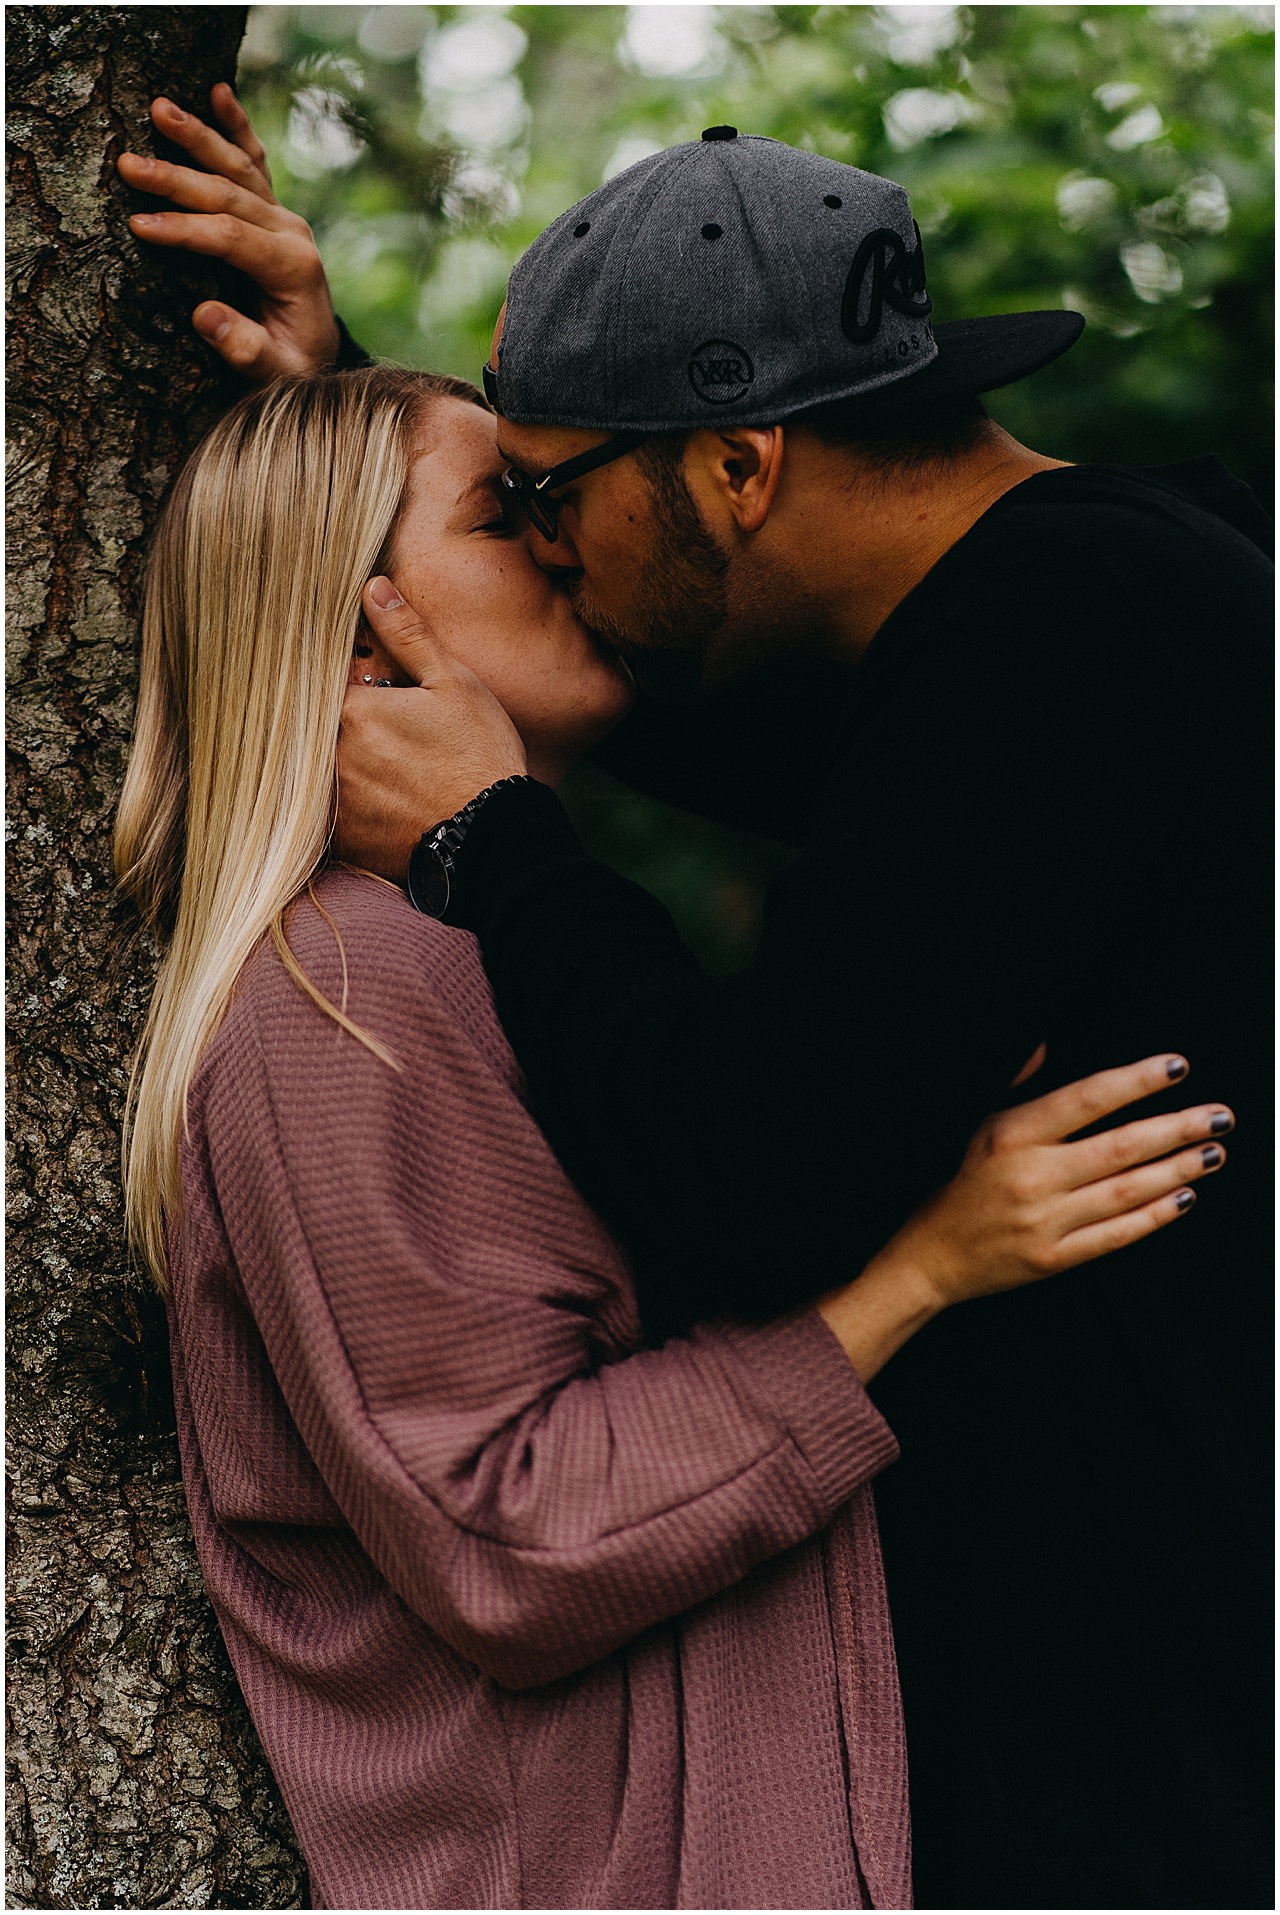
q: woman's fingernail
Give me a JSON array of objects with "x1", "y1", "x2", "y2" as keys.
[
  {"x1": 1175, "y1": 1189, "x2": 1196, "y2": 1212},
  {"x1": 1209, "y1": 1111, "x2": 1233, "y2": 1136},
  {"x1": 368, "y1": 576, "x2": 403, "y2": 610},
  {"x1": 1166, "y1": 1056, "x2": 1188, "y2": 1080},
  {"x1": 1201, "y1": 1145, "x2": 1223, "y2": 1169}
]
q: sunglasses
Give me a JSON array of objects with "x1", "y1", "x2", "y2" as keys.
[{"x1": 484, "y1": 359, "x2": 649, "y2": 541}]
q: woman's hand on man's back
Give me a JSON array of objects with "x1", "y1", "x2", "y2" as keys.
[
  {"x1": 116, "y1": 85, "x2": 339, "y2": 384},
  {"x1": 817, "y1": 1053, "x2": 1233, "y2": 1382}
]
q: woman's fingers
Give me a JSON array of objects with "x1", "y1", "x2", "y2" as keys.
[
  {"x1": 1063, "y1": 1136, "x2": 1225, "y2": 1233},
  {"x1": 150, "y1": 92, "x2": 276, "y2": 203},
  {"x1": 1000, "y1": 1052, "x2": 1190, "y2": 1148},
  {"x1": 1009, "y1": 1039, "x2": 1048, "y2": 1089},
  {"x1": 1055, "y1": 1185, "x2": 1199, "y2": 1270},
  {"x1": 1063, "y1": 1102, "x2": 1234, "y2": 1187}
]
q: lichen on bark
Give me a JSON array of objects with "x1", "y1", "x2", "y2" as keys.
[{"x1": 6, "y1": 9, "x2": 306, "y2": 1906}]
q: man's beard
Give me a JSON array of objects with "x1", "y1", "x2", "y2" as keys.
[{"x1": 570, "y1": 459, "x2": 730, "y2": 704}]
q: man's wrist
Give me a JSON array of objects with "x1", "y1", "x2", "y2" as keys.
[
  {"x1": 332, "y1": 315, "x2": 373, "y2": 370},
  {"x1": 406, "y1": 775, "x2": 538, "y2": 918}
]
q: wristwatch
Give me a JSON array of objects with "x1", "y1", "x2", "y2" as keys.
[{"x1": 405, "y1": 776, "x2": 533, "y2": 919}]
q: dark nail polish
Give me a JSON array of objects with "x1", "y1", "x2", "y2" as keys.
[
  {"x1": 1201, "y1": 1145, "x2": 1223, "y2": 1169},
  {"x1": 1175, "y1": 1189, "x2": 1196, "y2": 1212},
  {"x1": 1166, "y1": 1056, "x2": 1188, "y2": 1080},
  {"x1": 1209, "y1": 1111, "x2": 1233, "y2": 1136}
]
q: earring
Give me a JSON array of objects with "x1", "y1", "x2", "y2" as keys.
[
  {"x1": 374, "y1": 677, "x2": 392, "y2": 688},
  {"x1": 362, "y1": 674, "x2": 373, "y2": 684}
]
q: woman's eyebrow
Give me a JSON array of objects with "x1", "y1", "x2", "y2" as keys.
[{"x1": 454, "y1": 472, "x2": 504, "y2": 509}]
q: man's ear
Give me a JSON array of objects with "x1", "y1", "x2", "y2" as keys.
[{"x1": 686, "y1": 425, "x2": 785, "y2": 534}]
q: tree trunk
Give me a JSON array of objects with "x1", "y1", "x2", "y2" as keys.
[{"x1": 6, "y1": 10, "x2": 306, "y2": 1906}]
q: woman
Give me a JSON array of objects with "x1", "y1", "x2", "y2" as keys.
[{"x1": 114, "y1": 365, "x2": 1230, "y2": 1911}]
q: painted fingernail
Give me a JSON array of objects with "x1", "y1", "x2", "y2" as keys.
[
  {"x1": 1209, "y1": 1111, "x2": 1233, "y2": 1136},
  {"x1": 1201, "y1": 1145, "x2": 1223, "y2": 1169},
  {"x1": 367, "y1": 576, "x2": 403, "y2": 610},
  {"x1": 1175, "y1": 1189, "x2": 1196, "y2": 1212},
  {"x1": 1166, "y1": 1056, "x2": 1188, "y2": 1080}
]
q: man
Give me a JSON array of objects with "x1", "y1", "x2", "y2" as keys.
[{"x1": 125, "y1": 98, "x2": 1271, "y2": 1909}]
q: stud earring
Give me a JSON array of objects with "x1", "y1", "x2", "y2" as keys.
[{"x1": 362, "y1": 674, "x2": 373, "y2": 684}]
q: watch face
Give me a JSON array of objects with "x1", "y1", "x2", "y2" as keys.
[{"x1": 407, "y1": 841, "x2": 451, "y2": 919}]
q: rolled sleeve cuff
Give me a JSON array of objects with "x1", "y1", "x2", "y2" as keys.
[{"x1": 717, "y1": 1307, "x2": 900, "y2": 1512}]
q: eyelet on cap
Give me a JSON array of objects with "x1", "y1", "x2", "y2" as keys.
[
  {"x1": 824, "y1": 195, "x2": 843, "y2": 208},
  {"x1": 573, "y1": 221, "x2": 590, "y2": 237},
  {"x1": 702, "y1": 125, "x2": 737, "y2": 141},
  {"x1": 701, "y1": 223, "x2": 723, "y2": 240}
]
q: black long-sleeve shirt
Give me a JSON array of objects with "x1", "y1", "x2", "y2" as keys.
[{"x1": 444, "y1": 459, "x2": 1272, "y2": 1909}]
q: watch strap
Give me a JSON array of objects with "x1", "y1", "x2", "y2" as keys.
[{"x1": 406, "y1": 775, "x2": 535, "y2": 918}]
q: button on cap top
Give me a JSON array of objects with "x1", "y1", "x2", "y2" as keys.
[{"x1": 702, "y1": 125, "x2": 737, "y2": 141}]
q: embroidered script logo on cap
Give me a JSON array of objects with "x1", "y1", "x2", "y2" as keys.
[
  {"x1": 688, "y1": 338, "x2": 755, "y2": 404},
  {"x1": 840, "y1": 223, "x2": 933, "y2": 348}
]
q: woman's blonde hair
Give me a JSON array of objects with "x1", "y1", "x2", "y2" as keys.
[{"x1": 115, "y1": 365, "x2": 486, "y2": 1289}]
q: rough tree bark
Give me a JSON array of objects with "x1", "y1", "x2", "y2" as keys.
[{"x1": 6, "y1": 10, "x2": 307, "y2": 1906}]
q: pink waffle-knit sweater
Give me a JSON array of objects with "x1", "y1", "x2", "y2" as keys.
[{"x1": 169, "y1": 866, "x2": 911, "y2": 1910}]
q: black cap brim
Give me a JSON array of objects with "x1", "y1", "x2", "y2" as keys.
[{"x1": 848, "y1": 309, "x2": 1084, "y2": 419}]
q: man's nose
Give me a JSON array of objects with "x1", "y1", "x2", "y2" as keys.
[{"x1": 524, "y1": 517, "x2": 580, "y2": 577}]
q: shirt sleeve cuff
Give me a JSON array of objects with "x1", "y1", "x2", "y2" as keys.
[
  {"x1": 448, "y1": 778, "x2": 587, "y2": 930},
  {"x1": 333, "y1": 316, "x2": 374, "y2": 370},
  {"x1": 716, "y1": 1307, "x2": 900, "y2": 1512}
]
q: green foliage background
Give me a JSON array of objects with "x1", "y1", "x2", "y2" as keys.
[{"x1": 237, "y1": 4, "x2": 1273, "y2": 967}]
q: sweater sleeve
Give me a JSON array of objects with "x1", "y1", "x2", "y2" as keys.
[{"x1": 198, "y1": 903, "x2": 897, "y2": 1690}]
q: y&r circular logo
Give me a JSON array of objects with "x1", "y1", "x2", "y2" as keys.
[{"x1": 688, "y1": 338, "x2": 755, "y2": 404}]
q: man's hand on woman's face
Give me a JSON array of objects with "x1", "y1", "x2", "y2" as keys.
[
  {"x1": 335, "y1": 579, "x2": 529, "y2": 882},
  {"x1": 116, "y1": 85, "x2": 340, "y2": 385}
]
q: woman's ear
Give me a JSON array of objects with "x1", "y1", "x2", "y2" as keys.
[
  {"x1": 686, "y1": 425, "x2": 785, "y2": 535},
  {"x1": 348, "y1": 615, "x2": 407, "y2": 688}
]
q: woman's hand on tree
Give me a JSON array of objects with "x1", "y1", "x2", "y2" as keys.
[
  {"x1": 117, "y1": 85, "x2": 340, "y2": 384},
  {"x1": 818, "y1": 1053, "x2": 1232, "y2": 1381}
]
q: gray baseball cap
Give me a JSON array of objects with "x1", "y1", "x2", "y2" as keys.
[{"x1": 491, "y1": 126, "x2": 1082, "y2": 432}]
